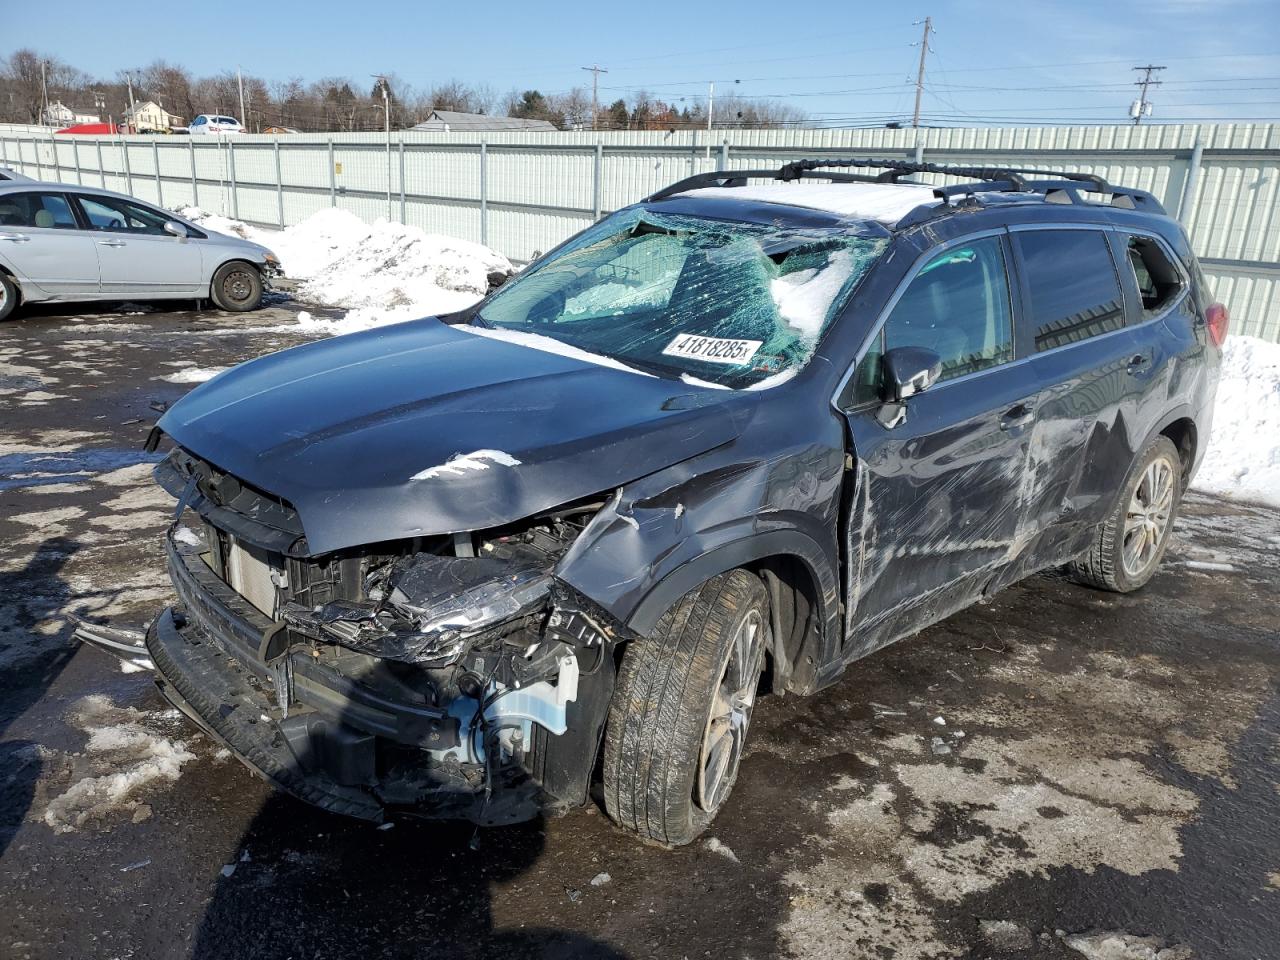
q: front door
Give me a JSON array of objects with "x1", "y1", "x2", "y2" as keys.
[
  {"x1": 72, "y1": 193, "x2": 204, "y2": 296},
  {"x1": 0, "y1": 190, "x2": 100, "y2": 298},
  {"x1": 840, "y1": 233, "x2": 1039, "y2": 659}
]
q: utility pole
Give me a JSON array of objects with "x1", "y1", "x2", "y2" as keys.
[
  {"x1": 1131, "y1": 64, "x2": 1165, "y2": 125},
  {"x1": 706, "y1": 81, "x2": 714, "y2": 159},
  {"x1": 125, "y1": 72, "x2": 137, "y2": 133},
  {"x1": 237, "y1": 66, "x2": 247, "y2": 127},
  {"x1": 582, "y1": 64, "x2": 607, "y2": 130},
  {"x1": 40, "y1": 59, "x2": 49, "y2": 125},
  {"x1": 911, "y1": 16, "x2": 933, "y2": 129},
  {"x1": 373, "y1": 75, "x2": 392, "y2": 220}
]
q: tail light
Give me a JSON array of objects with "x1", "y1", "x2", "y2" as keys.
[{"x1": 1205, "y1": 302, "x2": 1229, "y2": 348}]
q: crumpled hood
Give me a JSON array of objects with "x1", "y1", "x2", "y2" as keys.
[{"x1": 158, "y1": 319, "x2": 749, "y2": 553}]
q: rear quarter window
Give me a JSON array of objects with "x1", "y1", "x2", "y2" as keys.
[{"x1": 1015, "y1": 229, "x2": 1125, "y2": 352}]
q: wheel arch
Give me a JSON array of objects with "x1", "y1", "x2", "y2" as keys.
[
  {"x1": 1142, "y1": 403, "x2": 1200, "y2": 484},
  {"x1": 624, "y1": 531, "x2": 836, "y2": 696}
]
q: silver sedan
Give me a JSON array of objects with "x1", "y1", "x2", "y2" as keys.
[{"x1": 0, "y1": 182, "x2": 280, "y2": 321}]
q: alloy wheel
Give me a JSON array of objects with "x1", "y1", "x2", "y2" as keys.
[
  {"x1": 696, "y1": 609, "x2": 763, "y2": 813},
  {"x1": 1122, "y1": 455, "x2": 1176, "y2": 578}
]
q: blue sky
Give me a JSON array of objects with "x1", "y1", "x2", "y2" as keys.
[{"x1": 7, "y1": 0, "x2": 1279, "y2": 124}]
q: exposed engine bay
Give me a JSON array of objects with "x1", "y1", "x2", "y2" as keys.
[{"x1": 148, "y1": 445, "x2": 624, "y2": 824}]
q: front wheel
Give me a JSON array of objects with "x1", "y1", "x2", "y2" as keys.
[
  {"x1": 1067, "y1": 435, "x2": 1183, "y2": 592},
  {"x1": 209, "y1": 261, "x2": 264, "y2": 312},
  {"x1": 0, "y1": 272, "x2": 18, "y2": 321},
  {"x1": 603, "y1": 569, "x2": 769, "y2": 846}
]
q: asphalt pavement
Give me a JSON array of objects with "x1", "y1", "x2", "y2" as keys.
[{"x1": 2, "y1": 300, "x2": 1277, "y2": 960}]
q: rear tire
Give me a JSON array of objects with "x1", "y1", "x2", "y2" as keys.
[
  {"x1": 1067, "y1": 435, "x2": 1182, "y2": 593},
  {"x1": 0, "y1": 272, "x2": 18, "y2": 321},
  {"x1": 209, "y1": 261, "x2": 263, "y2": 312},
  {"x1": 603, "y1": 569, "x2": 770, "y2": 846}
]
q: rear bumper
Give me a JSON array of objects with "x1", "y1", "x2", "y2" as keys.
[{"x1": 148, "y1": 537, "x2": 544, "y2": 824}]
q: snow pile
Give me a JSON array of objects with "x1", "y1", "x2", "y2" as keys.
[
  {"x1": 1063, "y1": 931, "x2": 1191, "y2": 960},
  {"x1": 42, "y1": 695, "x2": 195, "y2": 834},
  {"x1": 162, "y1": 366, "x2": 226, "y2": 384},
  {"x1": 1192, "y1": 335, "x2": 1280, "y2": 507},
  {"x1": 178, "y1": 206, "x2": 512, "y2": 324}
]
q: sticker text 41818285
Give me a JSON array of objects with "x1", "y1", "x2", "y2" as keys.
[{"x1": 662, "y1": 334, "x2": 763, "y2": 366}]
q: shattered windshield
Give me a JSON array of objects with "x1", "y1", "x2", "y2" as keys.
[{"x1": 476, "y1": 209, "x2": 888, "y2": 389}]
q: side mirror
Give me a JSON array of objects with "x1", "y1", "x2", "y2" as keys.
[
  {"x1": 163, "y1": 220, "x2": 188, "y2": 238},
  {"x1": 881, "y1": 346, "x2": 941, "y2": 402}
]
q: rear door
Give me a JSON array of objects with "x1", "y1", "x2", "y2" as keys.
[
  {"x1": 0, "y1": 190, "x2": 100, "y2": 297},
  {"x1": 840, "y1": 232, "x2": 1040, "y2": 657},
  {"x1": 71, "y1": 193, "x2": 204, "y2": 296},
  {"x1": 1011, "y1": 226, "x2": 1152, "y2": 561}
]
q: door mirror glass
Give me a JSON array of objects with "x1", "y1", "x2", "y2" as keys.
[
  {"x1": 882, "y1": 346, "x2": 941, "y2": 402},
  {"x1": 163, "y1": 220, "x2": 188, "y2": 238}
]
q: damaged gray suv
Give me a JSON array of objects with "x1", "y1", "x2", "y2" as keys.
[{"x1": 138, "y1": 159, "x2": 1224, "y2": 845}]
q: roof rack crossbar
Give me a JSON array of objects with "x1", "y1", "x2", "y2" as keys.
[
  {"x1": 643, "y1": 157, "x2": 1164, "y2": 218},
  {"x1": 644, "y1": 167, "x2": 891, "y2": 203}
]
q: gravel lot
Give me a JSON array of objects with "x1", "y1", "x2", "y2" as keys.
[{"x1": 2, "y1": 300, "x2": 1278, "y2": 960}]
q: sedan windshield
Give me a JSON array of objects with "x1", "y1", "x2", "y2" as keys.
[{"x1": 476, "y1": 209, "x2": 887, "y2": 389}]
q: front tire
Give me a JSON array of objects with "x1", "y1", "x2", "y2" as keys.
[
  {"x1": 603, "y1": 569, "x2": 769, "y2": 846},
  {"x1": 0, "y1": 272, "x2": 18, "y2": 321},
  {"x1": 209, "y1": 261, "x2": 263, "y2": 312},
  {"x1": 1067, "y1": 435, "x2": 1183, "y2": 593}
]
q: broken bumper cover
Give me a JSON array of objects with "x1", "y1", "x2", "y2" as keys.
[{"x1": 147, "y1": 538, "x2": 545, "y2": 824}]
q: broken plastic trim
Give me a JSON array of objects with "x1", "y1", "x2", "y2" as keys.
[{"x1": 282, "y1": 554, "x2": 552, "y2": 667}]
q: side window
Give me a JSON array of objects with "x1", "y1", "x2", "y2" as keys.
[
  {"x1": 0, "y1": 191, "x2": 77, "y2": 229},
  {"x1": 1016, "y1": 230, "x2": 1125, "y2": 352},
  {"x1": 75, "y1": 196, "x2": 170, "y2": 235},
  {"x1": 1124, "y1": 235, "x2": 1184, "y2": 319},
  {"x1": 848, "y1": 236, "x2": 1013, "y2": 402}
]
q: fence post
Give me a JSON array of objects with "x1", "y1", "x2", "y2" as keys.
[
  {"x1": 593, "y1": 143, "x2": 602, "y2": 221},
  {"x1": 96, "y1": 138, "x2": 106, "y2": 188},
  {"x1": 328, "y1": 138, "x2": 336, "y2": 207},
  {"x1": 34, "y1": 136, "x2": 43, "y2": 180},
  {"x1": 189, "y1": 136, "x2": 198, "y2": 206},
  {"x1": 399, "y1": 135, "x2": 406, "y2": 224},
  {"x1": 1178, "y1": 140, "x2": 1203, "y2": 226},
  {"x1": 50, "y1": 129, "x2": 60, "y2": 181},
  {"x1": 121, "y1": 137, "x2": 133, "y2": 195},
  {"x1": 274, "y1": 138, "x2": 285, "y2": 227},
  {"x1": 71, "y1": 138, "x2": 82, "y2": 184},
  {"x1": 0, "y1": 136, "x2": 7, "y2": 167},
  {"x1": 689, "y1": 130, "x2": 697, "y2": 175},
  {"x1": 718, "y1": 139, "x2": 729, "y2": 172},
  {"x1": 152, "y1": 140, "x2": 164, "y2": 206},
  {"x1": 228, "y1": 138, "x2": 239, "y2": 219},
  {"x1": 479, "y1": 140, "x2": 488, "y2": 247}
]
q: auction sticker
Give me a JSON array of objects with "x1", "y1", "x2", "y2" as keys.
[{"x1": 662, "y1": 333, "x2": 763, "y2": 366}]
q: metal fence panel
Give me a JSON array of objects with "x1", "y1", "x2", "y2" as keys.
[{"x1": 1, "y1": 122, "x2": 1276, "y2": 340}]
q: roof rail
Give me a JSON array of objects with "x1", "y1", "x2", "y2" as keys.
[{"x1": 646, "y1": 157, "x2": 1165, "y2": 217}]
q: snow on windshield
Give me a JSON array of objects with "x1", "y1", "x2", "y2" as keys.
[{"x1": 477, "y1": 209, "x2": 886, "y2": 389}]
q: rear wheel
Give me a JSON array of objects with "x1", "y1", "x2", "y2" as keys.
[
  {"x1": 209, "y1": 261, "x2": 263, "y2": 312},
  {"x1": 1067, "y1": 435, "x2": 1182, "y2": 592},
  {"x1": 603, "y1": 569, "x2": 769, "y2": 846},
  {"x1": 0, "y1": 272, "x2": 18, "y2": 322}
]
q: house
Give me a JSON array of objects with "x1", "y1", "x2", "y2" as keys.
[
  {"x1": 410, "y1": 110, "x2": 557, "y2": 132},
  {"x1": 263, "y1": 125, "x2": 300, "y2": 135},
  {"x1": 124, "y1": 101, "x2": 184, "y2": 133},
  {"x1": 41, "y1": 100, "x2": 100, "y2": 126}
]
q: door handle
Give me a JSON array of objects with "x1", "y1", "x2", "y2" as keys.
[
  {"x1": 999, "y1": 403, "x2": 1035, "y2": 431},
  {"x1": 97, "y1": 239, "x2": 127, "y2": 247},
  {"x1": 1126, "y1": 353, "x2": 1150, "y2": 372},
  {"x1": 0, "y1": 233, "x2": 30, "y2": 242}
]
